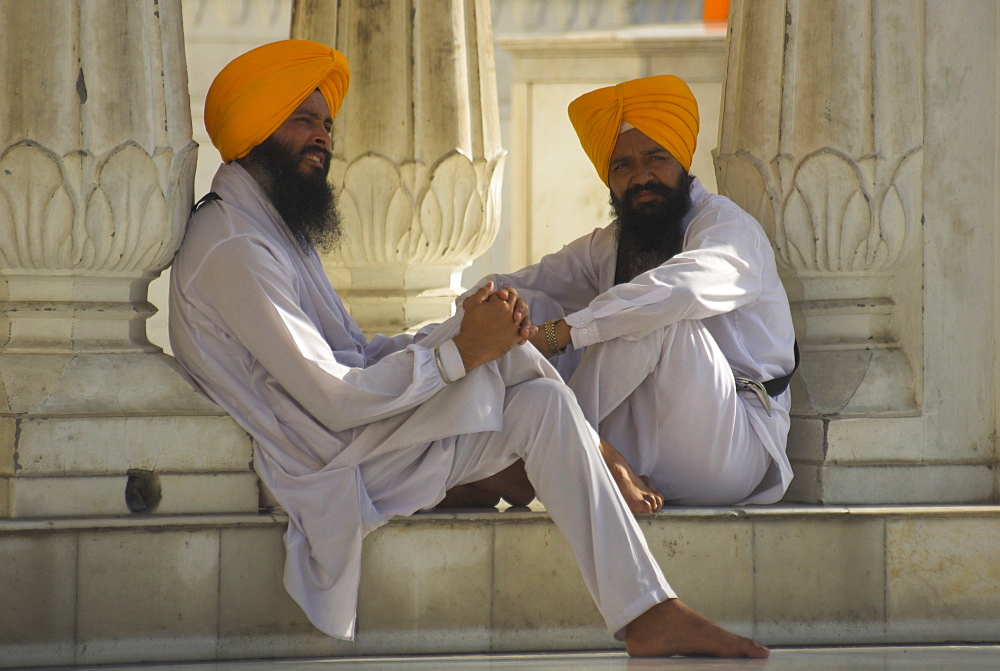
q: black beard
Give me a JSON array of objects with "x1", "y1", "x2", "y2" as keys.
[
  {"x1": 611, "y1": 174, "x2": 693, "y2": 285},
  {"x1": 240, "y1": 135, "x2": 342, "y2": 255}
]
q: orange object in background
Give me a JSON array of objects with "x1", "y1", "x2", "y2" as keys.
[{"x1": 703, "y1": 0, "x2": 729, "y2": 22}]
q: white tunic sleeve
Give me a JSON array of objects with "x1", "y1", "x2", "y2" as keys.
[
  {"x1": 565, "y1": 209, "x2": 767, "y2": 348},
  {"x1": 190, "y1": 236, "x2": 465, "y2": 433},
  {"x1": 481, "y1": 205, "x2": 767, "y2": 350}
]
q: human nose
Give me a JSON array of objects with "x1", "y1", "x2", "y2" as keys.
[
  {"x1": 310, "y1": 123, "x2": 330, "y2": 148},
  {"x1": 629, "y1": 160, "x2": 654, "y2": 187}
]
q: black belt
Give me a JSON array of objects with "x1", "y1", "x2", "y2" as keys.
[{"x1": 734, "y1": 341, "x2": 799, "y2": 415}]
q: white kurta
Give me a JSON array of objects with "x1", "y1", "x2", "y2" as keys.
[
  {"x1": 169, "y1": 163, "x2": 674, "y2": 641},
  {"x1": 476, "y1": 178, "x2": 796, "y2": 505}
]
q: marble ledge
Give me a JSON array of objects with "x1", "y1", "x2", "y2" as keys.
[
  {"x1": 405, "y1": 502, "x2": 1000, "y2": 521},
  {"x1": 499, "y1": 23, "x2": 728, "y2": 49},
  {"x1": 2, "y1": 503, "x2": 999, "y2": 535},
  {"x1": 0, "y1": 512, "x2": 282, "y2": 534}
]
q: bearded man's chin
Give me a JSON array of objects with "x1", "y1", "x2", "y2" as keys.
[{"x1": 631, "y1": 200, "x2": 665, "y2": 214}]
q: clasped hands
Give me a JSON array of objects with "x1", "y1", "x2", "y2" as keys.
[{"x1": 452, "y1": 281, "x2": 538, "y2": 372}]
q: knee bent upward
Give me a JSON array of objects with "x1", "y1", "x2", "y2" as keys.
[
  {"x1": 505, "y1": 377, "x2": 579, "y2": 414},
  {"x1": 502, "y1": 378, "x2": 597, "y2": 457}
]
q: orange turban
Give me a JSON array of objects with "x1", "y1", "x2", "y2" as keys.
[
  {"x1": 568, "y1": 75, "x2": 699, "y2": 186},
  {"x1": 205, "y1": 40, "x2": 351, "y2": 163}
]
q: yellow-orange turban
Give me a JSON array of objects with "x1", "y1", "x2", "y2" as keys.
[
  {"x1": 205, "y1": 40, "x2": 351, "y2": 163},
  {"x1": 568, "y1": 75, "x2": 699, "y2": 186}
]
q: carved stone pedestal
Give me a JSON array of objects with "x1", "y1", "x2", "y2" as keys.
[
  {"x1": 717, "y1": 0, "x2": 997, "y2": 503},
  {"x1": 0, "y1": 0, "x2": 254, "y2": 518}
]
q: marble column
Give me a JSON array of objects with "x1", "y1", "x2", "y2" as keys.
[
  {"x1": 716, "y1": 0, "x2": 996, "y2": 503},
  {"x1": 292, "y1": 0, "x2": 506, "y2": 335},
  {"x1": 0, "y1": 0, "x2": 255, "y2": 518}
]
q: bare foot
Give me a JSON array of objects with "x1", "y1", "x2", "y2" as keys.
[
  {"x1": 436, "y1": 460, "x2": 536, "y2": 509},
  {"x1": 598, "y1": 438, "x2": 664, "y2": 514},
  {"x1": 436, "y1": 483, "x2": 501, "y2": 508},
  {"x1": 625, "y1": 598, "x2": 769, "y2": 658},
  {"x1": 472, "y1": 459, "x2": 536, "y2": 506}
]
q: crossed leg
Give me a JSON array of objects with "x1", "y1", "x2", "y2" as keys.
[{"x1": 446, "y1": 376, "x2": 768, "y2": 658}]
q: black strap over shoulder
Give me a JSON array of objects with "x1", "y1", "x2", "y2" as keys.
[
  {"x1": 762, "y1": 340, "x2": 800, "y2": 398},
  {"x1": 192, "y1": 191, "x2": 221, "y2": 213}
]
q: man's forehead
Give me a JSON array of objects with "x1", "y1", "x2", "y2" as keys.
[
  {"x1": 294, "y1": 89, "x2": 332, "y2": 117},
  {"x1": 611, "y1": 128, "x2": 672, "y2": 159}
]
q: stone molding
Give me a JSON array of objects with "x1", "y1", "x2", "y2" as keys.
[
  {"x1": 491, "y1": 0, "x2": 702, "y2": 33},
  {"x1": 183, "y1": 0, "x2": 290, "y2": 38}
]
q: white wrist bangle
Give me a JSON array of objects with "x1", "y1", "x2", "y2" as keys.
[{"x1": 433, "y1": 346, "x2": 454, "y2": 384}]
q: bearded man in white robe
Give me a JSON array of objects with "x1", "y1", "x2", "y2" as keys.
[
  {"x1": 469, "y1": 76, "x2": 798, "y2": 513},
  {"x1": 168, "y1": 40, "x2": 770, "y2": 658}
]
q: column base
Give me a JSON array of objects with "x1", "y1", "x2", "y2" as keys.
[
  {"x1": 0, "y1": 352, "x2": 256, "y2": 518},
  {"x1": 791, "y1": 346, "x2": 918, "y2": 416},
  {"x1": 784, "y1": 415, "x2": 995, "y2": 504}
]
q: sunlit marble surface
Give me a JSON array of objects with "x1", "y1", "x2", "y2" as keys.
[{"x1": 70, "y1": 645, "x2": 1000, "y2": 670}]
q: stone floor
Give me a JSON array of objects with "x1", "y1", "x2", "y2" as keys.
[{"x1": 59, "y1": 645, "x2": 1000, "y2": 670}]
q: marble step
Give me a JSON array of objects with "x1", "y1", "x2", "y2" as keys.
[{"x1": 2, "y1": 504, "x2": 998, "y2": 668}]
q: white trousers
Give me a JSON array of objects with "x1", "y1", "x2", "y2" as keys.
[
  {"x1": 563, "y1": 320, "x2": 773, "y2": 506},
  {"x1": 359, "y1": 339, "x2": 675, "y2": 637}
]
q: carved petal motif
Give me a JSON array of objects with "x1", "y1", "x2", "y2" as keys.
[
  {"x1": 476, "y1": 153, "x2": 505, "y2": 259},
  {"x1": 714, "y1": 152, "x2": 780, "y2": 256},
  {"x1": 340, "y1": 154, "x2": 410, "y2": 264},
  {"x1": 161, "y1": 142, "x2": 199, "y2": 270},
  {"x1": 783, "y1": 152, "x2": 873, "y2": 272},
  {"x1": 418, "y1": 152, "x2": 482, "y2": 264},
  {"x1": 336, "y1": 151, "x2": 502, "y2": 268},
  {"x1": 878, "y1": 148, "x2": 922, "y2": 270},
  {"x1": 86, "y1": 145, "x2": 168, "y2": 272},
  {"x1": 0, "y1": 144, "x2": 74, "y2": 270}
]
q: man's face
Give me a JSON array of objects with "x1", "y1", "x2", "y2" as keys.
[
  {"x1": 237, "y1": 89, "x2": 341, "y2": 254},
  {"x1": 608, "y1": 128, "x2": 686, "y2": 207},
  {"x1": 268, "y1": 90, "x2": 333, "y2": 178},
  {"x1": 607, "y1": 129, "x2": 692, "y2": 285}
]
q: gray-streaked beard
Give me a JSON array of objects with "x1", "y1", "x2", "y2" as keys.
[
  {"x1": 611, "y1": 174, "x2": 693, "y2": 285},
  {"x1": 240, "y1": 135, "x2": 343, "y2": 255}
]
